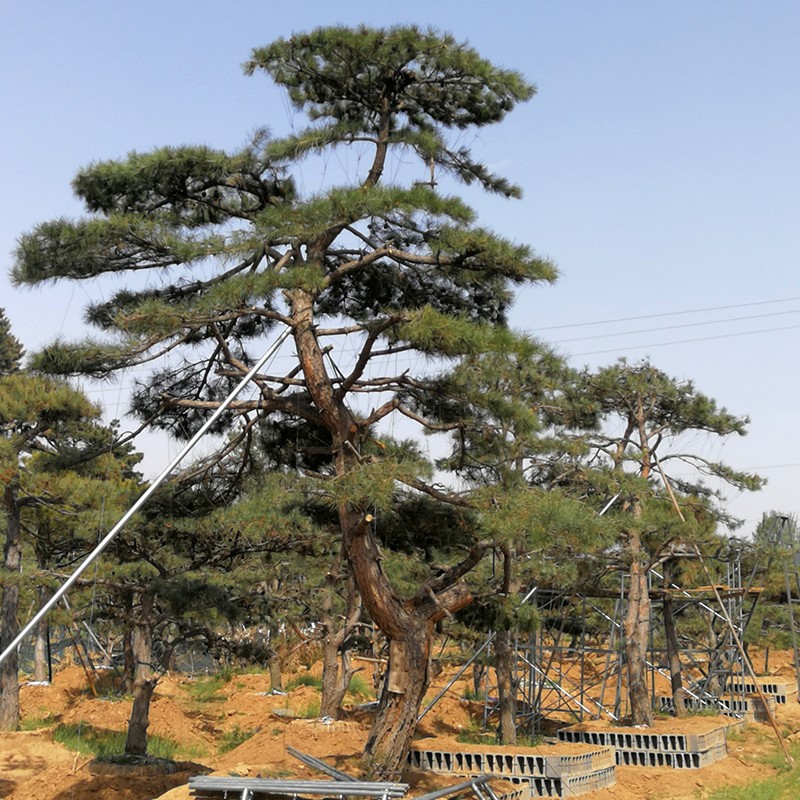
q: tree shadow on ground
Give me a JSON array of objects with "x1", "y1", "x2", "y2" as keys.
[{"x1": 49, "y1": 768, "x2": 195, "y2": 800}]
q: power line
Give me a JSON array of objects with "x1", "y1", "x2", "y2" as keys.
[
  {"x1": 738, "y1": 463, "x2": 800, "y2": 471},
  {"x1": 571, "y1": 322, "x2": 800, "y2": 357},
  {"x1": 536, "y1": 295, "x2": 800, "y2": 332},
  {"x1": 553, "y1": 308, "x2": 800, "y2": 344}
]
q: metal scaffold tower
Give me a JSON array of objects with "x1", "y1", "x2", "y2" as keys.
[
  {"x1": 689, "y1": 544, "x2": 747, "y2": 707},
  {"x1": 776, "y1": 518, "x2": 800, "y2": 698},
  {"x1": 514, "y1": 589, "x2": 622, "y2": 732},
  {"x1": 468, "y1": 541, "x2": 768, "y2": 736}
]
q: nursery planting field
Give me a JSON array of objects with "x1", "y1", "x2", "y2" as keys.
[{"x1": 3, "y1": 652, "x2": 800, "y2": 800}]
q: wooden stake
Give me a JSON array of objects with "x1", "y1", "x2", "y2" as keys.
[
  {"x1": 694, "y1": 545, "x2": 793, "y2": 768},
  {"x1": 653, "y1": 451, "x2": 685, "y2": 523}
]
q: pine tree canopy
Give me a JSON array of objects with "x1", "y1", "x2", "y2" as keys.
[
  {"x1": 0, "y1": 309, "x2": 24, "y2": 376},
  {"x1": 245, "y1": 26, "x2": 535, "y2": 192},
  {"x1": 12, "y1": 25, "x2": 555, "y2": 456},
  {"x1": 576, "y1": 359, "x2": 764, "y2": 531}
]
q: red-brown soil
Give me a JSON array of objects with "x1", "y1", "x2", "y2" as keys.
[{"x1": 2, "y1": 651, "x2": 800, "y2": 800}]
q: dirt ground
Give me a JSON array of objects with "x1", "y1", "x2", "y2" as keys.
[{"x1": 2, "y1": 652, "x2": 800, "y2": 800}]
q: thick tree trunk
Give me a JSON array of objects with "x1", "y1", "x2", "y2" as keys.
[
  {"x1": 124, "y1": 592, "x2": 158, "y2": 756},
  {"x1": 624, "y1": 529, "x2": 653, "y2": 726},
  {"x1": 320, "y1": 635, "x2": 355, "y2": 719},
  {"x1": 364, "y1": 619, "x2": 433, "y2": 778},
  {"x1": 33, "y1": 551, "x2": 50, "y2": 683},
  {"x1": 702, "y1": 609, "x2": 723, "y2": 696},
  {"x1": 126, "y1": 676, "x2": 157, "y2": 756},
  {"x1": 33, "y1": 609, "x2": 49, "y2": 682},
  {"x1": 290, "y1": 286, "x2": 480, "y2": 776},
  {"x1": 495, "y1": 543, "x2": 517, "y2": 744},
  {"x1": 347, "y1": 515, "x2": 480, "y2": 778},
  {"x1": 122, "y1": 630, "x2": 135, "y2": 693},
  {"x1": 319, "y1": 571, "x2": 360, "y2": 719},
  {"x1": 268, "y1": 652, "x2": 283, "y2": 692},
  {"x1": 0, "y1": 485, "x2": 21, "y2": 731},
  {"x1": 662, "y1": 563, "x2": 686, "y2": 717},
  {"x1": 494, "y1": 628, "x2": 517, "y2": 744},
  {"x1": 120, "y1": 589, "x2": 135, "y2": 694},
  {"x1": 266, "y1": 599, "x2": 283, "y2": 691},
  {"x1": 472, "y1": 659, "x2": 486, "y2": 698}
]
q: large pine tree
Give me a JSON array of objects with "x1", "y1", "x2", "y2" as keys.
[
  {"x1": 12, "y1": 27, "x2": 555, "y2": 773},
  {"x1": 0, "y1": 308, "x2": 117, "y2": 729},
  {"x1": 578, "y1": 359, "x2": 763, "y2": 725}
]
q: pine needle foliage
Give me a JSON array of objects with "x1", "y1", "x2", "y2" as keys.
[
  {"x1": 13, "y1": 26, "x2": 554, "y2": 391},
  {"x1": 0, "y1": 311, "x2": 140, "y2": 731},
  {"x1": 0, "y1": 310, "x2": 23, "y2": 375},
  {"x1": 579, "y1": 358, "x2": 764, "y2": 523}
]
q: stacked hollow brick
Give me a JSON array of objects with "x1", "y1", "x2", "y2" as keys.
[
  {"x1": 657, "y1": 693, "x2": 777, "y2": 723},
  {"x1": 557, "y1": 721, "x2": 742, "y2": 769},
  {"x1": 408, "y1": 742, "x2": 616, "y2": 798},
  {"x1": 726, "y1": 676, "x2": 797, "y2": 705}
]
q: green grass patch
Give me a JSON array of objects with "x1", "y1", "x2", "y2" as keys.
[
  {"x1": 184, "y1": 673, "x2": 231, "y2": 703},
  {"x1": 704, "y1": 771, "x2": 800, "y2": 800},
  {"x1": 515, "y1": 733, "x2": 544, "y2": 747},
  {"x1": 178, "y1": 741, "x2": 209, "y2": 759},
  {"x1": 255, "y1": 768, "x2": 293, "y2": 778},
  {"x1": 298, "y1": 699, "x2": 320, "y2": 719},
  {"x1": 232, "y1": 665, "x2": 266, "y2": 676},
  {"x1": 346, "y1": 674, "x2": 373, "y2": 700},
  {"x1": 285, "y1": 673, "x2": 322, "y2": 691},
  {"x1": 219, "y1": 725, "x2": 258, "y2": 754},
  {"x1": 703, "y1": 742, "x2": 800, "y2": 799},
  {"x1": 758, "y1": 741, "x2": 800, "y2": 773},
  {"x1": 52, "y1": 722, "x2": 179, "y2": 759},
  {"x1": 20, "y1": 714, "x2": 59, "y2": 730},
  {"x1": 687, "y1": 707, "x2": 723, "y2": 717},
  {"x1": 456, "y1": 722, "x2": 494, "y2": 745}
]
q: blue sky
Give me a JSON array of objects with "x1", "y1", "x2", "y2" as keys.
[{"x1": 2, "y1": 2, "x2": 800, "y2": 532}]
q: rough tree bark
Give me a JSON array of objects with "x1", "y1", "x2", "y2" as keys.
[
  {"x1": 703, "y1": 609, "x2": 723, "y2": 696},
  {"x1": 289, "y1": 284, "x2": 486, "y2": 775},
  {"x1": 495, "y1": 544, "x2": 517, "y2": 744},
  {"x1": 279, "y1": 74, "x2": 497, "y2": 769},
  {"x1": 345, "y1": 507, "x2": 482, "y2": 778},
  {"x1": 620, "y1": 400, "x2": 654, "y2": 727},
  {"x1": 623, "y1": 526, "x2": 653, "y2": 726},
  {"x1": 662, "y1": 561, "x2": 687, "y2": 717},
  {"x1": 268, "y1": 644, "x2": 283, "y2": 692},
  {"x1": 319, "y1": 565, "x2": 361, "y2": 719},
  {"x1": 124, "y1": 590, "x2": 158, "y2": 756},
  {"x1": 32, "y1": 547, "x2": 50, "y2": 683},
  {"x1": 33, "y1": 588, "x2": 49, "y2": 683},
  {"x1": 0, "y1": 484, "x2": 21, "y2": 731},
  {"x1": 494, "y1": 629, "x2": 517, "y2": 744},
  {"x1": 266, "y1": 616, "x2": 284, "y2": 692}
]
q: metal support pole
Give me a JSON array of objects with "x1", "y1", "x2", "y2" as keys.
[
  {"x1": 0, "y1": 330, "x2": 290, "y2": 668},
  {"x1": 417, "y1": 585, "x2": 538, "y2": 723}
]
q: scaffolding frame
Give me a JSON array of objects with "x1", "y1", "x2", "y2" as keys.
[{"x1": 476, "y1": 542, "x2": 766, "y2": 734}]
